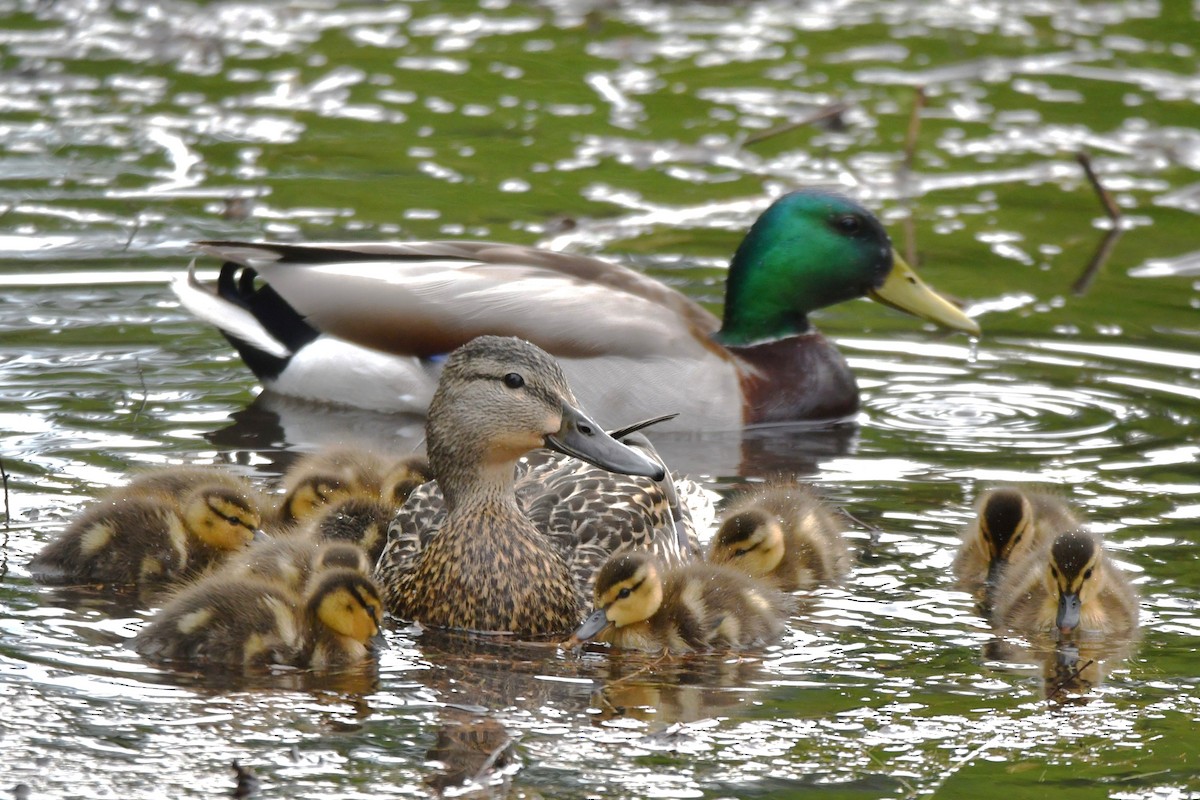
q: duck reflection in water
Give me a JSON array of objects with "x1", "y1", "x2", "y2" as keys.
[{"x1": 982, "y1": 636, "x2": 1136, "y2": 705}]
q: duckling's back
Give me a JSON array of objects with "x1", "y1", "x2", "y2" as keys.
[{"x1": 134, "y1": 577, "x2": 304, "y2": 666}]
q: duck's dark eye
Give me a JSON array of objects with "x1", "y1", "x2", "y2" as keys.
[
  {"x1": 502, "y1": 372, "x2": 525, "y2": 389},
  {"x1": 834, "y1": 214, "x2": 862, "y2": 235},
  {"x1": 1083, "y1": 567, "x2": 1093, "y2": 580},
  {"x1": 617, "y1": 587, "x2": 632, "y2": 600}
]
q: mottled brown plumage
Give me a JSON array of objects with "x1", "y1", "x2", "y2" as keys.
[{"x1": 374, "y1": 336, "x2": 669, "y2": 636}]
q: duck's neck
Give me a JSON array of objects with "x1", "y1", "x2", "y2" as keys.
[{"x1": 430, "y1": 442, "x2": 523, "y2": 519}]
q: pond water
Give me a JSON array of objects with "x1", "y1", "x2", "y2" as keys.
[{"x1": 2, "y1": 1, "x2": 1199, "y2": 798}]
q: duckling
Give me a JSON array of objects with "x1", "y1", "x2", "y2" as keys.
[
  {"x1": 992, "y1": 528, "x2": 1139, "y2": 639},
  {"x1": 135, "y1": 567, "x2": 385, "y2": 668},
  {"x1": 307, "y1": 495, "x2": 395, "y2": 562},
  {"x1": 707, "y1": 482, "x2": 849, "y2": 592},
  {"x1": 220, "y1": 535, "x2": 372, "y2": 593},
  {"x1": 301, "y1": 567, "x2": 386, "y2": 669},
  {"x1": 564, "y1": 550, "x2": 794, "y2": 654},
  {"x1": 375, "y1": 336, "x2": 675, "y2": 635},
  {"x1": 133, "y1": 574, "x2": 305, "y2": 666},
  {"x1": 272, "y1": 446, "x2": 426, "y2": 526},
  {"x1": 29, "y1": 468, "x2": 263, "y2": 586},
  {"x1": 952, "y1": 487, "x2": 1079, "y2": 604}
]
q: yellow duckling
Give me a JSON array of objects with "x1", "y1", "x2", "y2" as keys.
[
  {"x1": 134, "y1": 568, "x2": 384, "y2": 668},
  {"x1": 29, "y1": 467, "x2": 263, "y2": 586},
  {"x1": 707, "y1": 482, "x2": 850, "y2": 592},
  {"x1": 992, "y1": 528, "x2": 1139, "y2": 639},
  {"x1": 952, "y1": 487, "x2": 1079, "y2": 603},
  {"x1": 272, "y1": 447, "x2": 427, "y2": 525},
  {"x1": 302, "y1": 568, "x2": 386, "y2": 669},
  {"x1": 220, "y1": 533, "x2": 373, "y2": 594},
  {"x1": 565, "y1": 551, "x2": 794, "y2": 654}
]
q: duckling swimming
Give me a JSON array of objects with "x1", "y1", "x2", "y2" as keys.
[
  {"x1": 29, "y1": 467, "x2": 263, "y2": 586},
  {"x1": 952, "y1": 487, "x2": 1079, "y2": 605},
  {"x1": 565, "y1": 550, "x2": 793, "y2": 654},
  {"x1": 220, "y1": 533, "x2": 372, "y2": 593},
  {"x1": 302, "y1": 568, "x2": 385, "y2": 668},
  {"x1": 135, "y1": 567, "x2": 384, "y2": 668},
  {"x1": 307, "y1": 495, "x2": 395, "y2": 562},
  {"x1": 272, "y1": 447, "x2": 429, "y2": 526},
  {"x1": 992, "y1": 528, "x2": 1138, "y2": 639},
  {"x1": 707, "y1": 482, "x2": 849, "y2": 592},
  {"x1": 374, "y1": 335, "x2": 671, "y2": 635}
]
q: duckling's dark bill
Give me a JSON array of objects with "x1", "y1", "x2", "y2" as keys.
[
  {"x1": 544, "y1": 404, "x2": 666, "y2": 480},
  {"x1": 1057, "y1": 591, "x2": 1082, "y2": 634},
  {"x1": 868, "y1": 252, "x2": 981, "y2": 336},
  {"x1": 566, "y1": 607, "x2": 612, "y2": 647}
]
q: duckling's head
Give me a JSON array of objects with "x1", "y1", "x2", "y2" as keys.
[
  {"x1": 1045, "y1": 528, "x2": 1102, "y2": 635},
  {"x1": 312, "y1": 496, "x2": 392, "y2": 558},
  {"x1": 308, "y1": 568, "x2": 385, "y2": 644},
  {"x1": 427, "y1": 337, "x2": 664, "y2": 506},
  {"x1": 313, "y1": 540, "x2": 372, "y2": 576},
  {"x1": 567, "y1": 551, "x2": 664, "y2": 645},
  {"x1": 708, "y1": 509, "x2": 785, "y2": 579},
  {"x1": 381, "y1": 456, "x2": 433, "y2": 506},
  {"x1": 979, "y1": 488, "x2": 1036, "y2": 584},
  {"x1": 182, "y1": 487, "x2": 262, "y2": 551},
  {"x1": 280, "y1": 473, "x2": 353, "y2": 524}
]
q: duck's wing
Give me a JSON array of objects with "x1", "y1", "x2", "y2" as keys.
[
  {"x1": 374, "y1": 480, "x2": 447, "y2": 592},
  {"x1": 193, "y1": 241, "x2": 724, "y2": 360}
]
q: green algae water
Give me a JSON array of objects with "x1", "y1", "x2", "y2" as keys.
[{"x1": 1, "y1": 1, "x2": 1199, "y2": 797}]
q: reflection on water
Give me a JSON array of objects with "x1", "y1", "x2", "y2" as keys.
[{"x1": 2, "y1": 0, "x2": 1200, "y2": 797}]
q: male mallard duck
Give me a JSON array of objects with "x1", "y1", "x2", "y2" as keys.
[
  {"x1": 374, "y1": 335, "x2": 679, "y2": 636},
  {"x1": 565, "y1": 550, "x2": 793, "y2": 654},
  {"x1": 134, "y1": 567, "x2": 384, "y2": 668},
  {"x1": 992, "y1": 528, "x2": 1139, "y2": 639},
  {"x1": 271, "y1": 447, "x2": 428, "y2": 526},
  {"x1": 175, "y1": 191, "x2": 979, "y2": 429},
  {"x1": 952, "y1": 487, "x2": 1079, "y2": 605},
  {"x1": 707, "y1": 481, "x2": 850, "y2": 592},
  {"x1": 29, "y1": 467, "x2": 263, "y2": 586}
]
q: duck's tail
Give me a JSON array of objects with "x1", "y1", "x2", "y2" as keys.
[{"x1": 172, "y1": 261, "x2": 319, "y2": 381}]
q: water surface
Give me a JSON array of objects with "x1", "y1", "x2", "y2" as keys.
[{"x1": 2, "y1": 2, "x2": 1199, "y2": 798}]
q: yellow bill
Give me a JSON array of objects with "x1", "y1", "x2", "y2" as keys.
[{"x1": 868, "y1": 250, "x2": 981, "y2": 336}]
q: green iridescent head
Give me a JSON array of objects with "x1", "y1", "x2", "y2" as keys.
[{"x1": 714, "y1": 191, "x2": 978, "y2": 346}]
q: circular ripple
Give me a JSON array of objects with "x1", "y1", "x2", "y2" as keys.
[{"x1": 866, "y1": 381, "x2": 1138, "y2": 454}]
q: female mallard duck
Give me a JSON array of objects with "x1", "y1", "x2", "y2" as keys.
[
  {"x1": 134, "y1": 567, "x2": 384, "y2": 668},
  {"x1": 29, "y1": 467, "x2": 263, "y2": 586},
  {"x1": 175, "y1": 191, "x2": 979, "y2": 429},
  {"x1": 272, "y1": 447, "x2": 429, "y2": 526},
  {"x1": 992, "y1": 528, "x2": 1139, "y2": 639},
  {"x1": 374, "y1": 335, "x2": 688, "y2": 636},
  {"x1": 952, "y1": 487, "x2": 1079, "y2": 605},
  {"x1": 565, "y1": 550, "x2": 793, "y2": 654},
  {"x1": 707, "y1": 481, "x2": 849, "y2": 592}
]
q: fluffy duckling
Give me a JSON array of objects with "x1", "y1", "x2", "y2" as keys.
[
  {"x1": 30, "y1": 467, "x2": 263, "y2": 586},
  {"x1": 134, "y1": 575, "x2": 305, "y2": 666},
  {"x1": 707, "y1": 482, "x2": 849, "y2": 592},
  {"x1": 302, "y1": 568, "x2": 386, "y2": 668},
  {"x1": 307, "y1": 495, "x2": 395, "y2": 562},
  {"x1": 953, "y1": 487, "x2": 1079, "y2": 603},
  {"x1": 221, "y1": 535, "x2": 372, "y2": 593},
  {"x1": 135, "y1": 568, "x2": 385, "y2": 668},
  {"x1": 272, "y1": 447, "x2": 426, "y2": 526},
  {"x1": 992, "y1": 528, "x2": 1139, "y2": 639},
  {"x1": 565, "y1": 551, "x2": 794, "y2": 654}
]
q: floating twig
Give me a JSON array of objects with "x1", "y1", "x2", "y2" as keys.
[
  {"x1": 899, "y1": 87, "x2": 927, "y2": 267},
  {"x1": 123, "y1": 215, "x2": 142, "y2": 251},
  {"x1": 742, "y1": 103, "x2": 850, "y2": 147},
  {"x1": 0, "y1": 458, "x2": 9, "y2": 528},
  {"x1": 1071, "y1": 227, "x2": 1124, "y2": 296},
  {"x1": 132, "y1": 357, "x2": 149, "y2": 423},
  {"x1": 231, "y1": 761, "x2": 260, "y2": 798},
  {"x1": 1046, "y1": 657, "x2": 1096, "y2": 703},
  {"x1": 1076, "y1": 151, "x2": 1122, "y2": 222}
]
